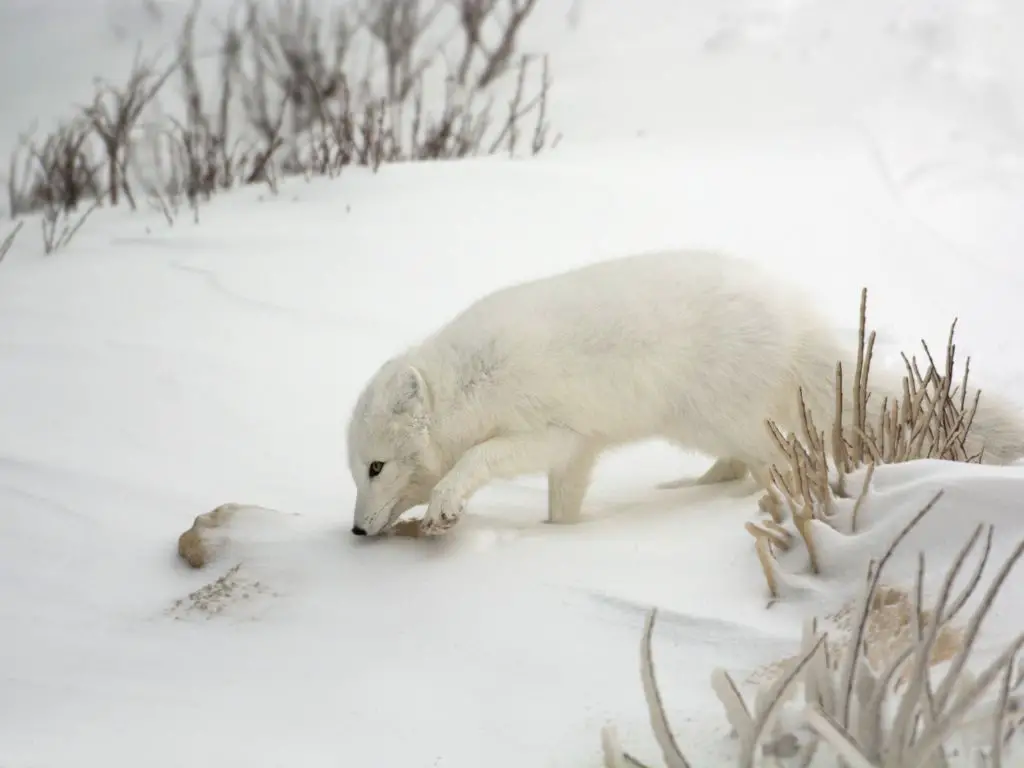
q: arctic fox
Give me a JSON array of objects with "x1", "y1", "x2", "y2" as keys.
[{"x1": 345, "y1": 249, "x2": 1024, "y2": 537}]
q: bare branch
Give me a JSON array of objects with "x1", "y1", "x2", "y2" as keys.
[
  {"x1": 84, "y1": 46, "x2": 179, "y2": 207},
  {"x1": 40, "y1": 199, "x2": 100, "y2": 255},
  {"x1": 0, "y1": 220, "x2": 24, "y2": 263}
]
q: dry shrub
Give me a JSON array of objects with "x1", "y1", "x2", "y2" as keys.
[
  {"x1": 7, "y1": 118, "x2": 102, "y2": 217},
  {"x1": 85, "y1": 47, "x2": 179, "y2": 209},
  {"x1": 601, "y1": 502, "x2": 1024, "y2": 767},
  {"x1": 6, "y1": 0, "x2": 558, "y2": 230},
  {"x1": 747, "y1": 288, "x2": 985, "y2": 599}
]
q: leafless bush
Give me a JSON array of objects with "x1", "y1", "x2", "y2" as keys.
[
  {"x1": 7, "y1": 119, "x2": 103, "y2": 217},
  {"x1": 0, "y1": 221, "x2": 24, "y2": 264},
  {"x1": 230, "y1": 0, "x2": 348, "y2": 180},
  {"x1": 84, "y1": 47, "x2": 179, "y2": 209},
  {"x1": 165, "y1": 3, "x2": 257, "y2": 210},
  {"x1": 747, "y1": 288, "x2": 989, "y2": 599},
  {"x1": 5, "y1": 0, "x2": 556, "y2": 233},
  {"x1": 450, "y1": 0, "x2": 540, "y2": 89},
  {"x1": 362, "y1": 0, "x2": 443, "y2": 102},
  {"x1": 4, "y1": 0, "x2": 557, "y2": 228},
  {"x1": 601, "y1": 501, "x2": 1024, "y2": 766}
]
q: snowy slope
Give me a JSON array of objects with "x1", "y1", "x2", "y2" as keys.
[{"x1": 2, "y1": 1, "x2": 1024, "y2": 767}]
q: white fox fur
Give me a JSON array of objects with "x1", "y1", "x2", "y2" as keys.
[{"x1": 345, "y1": 249, "x2": 1024, "y2": 536}]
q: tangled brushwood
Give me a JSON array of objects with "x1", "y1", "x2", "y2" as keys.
[
  {"x1": 601, "y1": 500, "x2": 1024, "y2": 767},
  {"x1": 747, "y1": 288, "x2": 985, "y2": 599},
  {"x1": 5, "y1": 0, "x2": 557, "y2": 240}
]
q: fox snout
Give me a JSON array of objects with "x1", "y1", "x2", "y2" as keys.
[{"x1": 351, "y1": 492, "x2": 394, "y2": 537}]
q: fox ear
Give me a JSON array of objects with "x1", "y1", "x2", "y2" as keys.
[{"x1": 391, "y1": 365, "x2": 430, "y2": 416}]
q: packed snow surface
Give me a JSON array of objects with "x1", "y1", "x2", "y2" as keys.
[{"x1": 2, "y1": 0, "x2": 1024, "y2": 766}]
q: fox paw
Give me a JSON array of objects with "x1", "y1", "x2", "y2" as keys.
[{"x1": 421, "y1": 487, "x2": 464, "y2": 536}]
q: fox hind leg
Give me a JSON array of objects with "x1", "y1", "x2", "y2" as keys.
[
  {"x1": 547, "y1": 441, "x2": 603, "y2": 524},
  {"x1": 695, "y1": 457, "x2": 750, "y2": 485},
  {"x1": 657, "y1": 456, "x2": 750, "y2": 490}
]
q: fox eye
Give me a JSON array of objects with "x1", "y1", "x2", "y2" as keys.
[{"x1": 368, "y1": 461, "x2": 385, "y2": 479}]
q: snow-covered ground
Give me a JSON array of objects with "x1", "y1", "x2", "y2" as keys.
[{"x1": 2, "y1": 0, "x2": 1024, "y2": 766}]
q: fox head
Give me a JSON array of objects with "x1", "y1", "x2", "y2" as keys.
[{"x1": 346, "y1": 360, "x2": 442, "y2": 536}]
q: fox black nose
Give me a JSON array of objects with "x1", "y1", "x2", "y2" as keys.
[{"x1": 351, "y1": 525, "x2": 367, "y2": 536}]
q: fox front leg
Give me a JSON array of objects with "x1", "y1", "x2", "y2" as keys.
[
  {"x1": 419, "y1": 483, "x2": 466, "y2": 536},
  {"x1": 419, "y1": 429, "x2": 585, "y2": 536}
]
